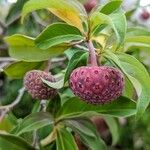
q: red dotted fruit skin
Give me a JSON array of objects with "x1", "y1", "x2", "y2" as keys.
[
  {"x1": 69, "y1": 66, "x2": 124, "y2": 104},
  {"x1": 84, "y1": 0, "x2": 97, "y2": 12},
  {"x1": 24, "y1": 70, "x2": 56, "y2": 100}
]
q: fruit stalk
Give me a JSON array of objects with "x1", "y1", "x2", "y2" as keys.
[{"x1": 86, "y1": 40, "x2": 98, "y2": 66}]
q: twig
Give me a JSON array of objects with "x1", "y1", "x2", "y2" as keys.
[
  {"x1": 44, "y1": 59, "x2": 51, "y2": 72},
  {"x1": 0, "y1": 62, "x2": 10, "y2": 72},
  {"x1": 32, "y1": 12, "x2": 48, "y2": 27},
  {"x1": 0, "y1": 20, "x2": 7, "y2": 31},
  {"x1": 0, "y1": 87, "x2": 25, "y2": 110},
  {"x1": 0, "y1": 57, "x2": 16, "y2": 62},
  {"x1": 51, "y1": 57, "x2": 67, "y2": 63},
  {"x1": 74, "y1": 44, "x2": 89, "y2": 51},
  {"x1": 32, "y1": 130, "x2": 39, "y2": 149},
  {"x1": 0, "y1": 44, "x2": 8, "y2": 50},
  {"x1": 0, "y1": 57, "x2": 66, "y2": 63},
  {"x1": 6, "y1": 14, "x2": 21, "y2": 27},
  {"x1": 0, "y1": 87, "x2": 25, "y2": 122},
  {"x1": 40, "y1": 100, "x2": 47, "y2": 112}
]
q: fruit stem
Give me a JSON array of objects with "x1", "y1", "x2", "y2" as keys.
[
  {"x1": 86, "y1": 40, "x2": 98, "y2": 66},
  {"x1": 44, "y1": 59, "x2": 51, "y2": 73}
]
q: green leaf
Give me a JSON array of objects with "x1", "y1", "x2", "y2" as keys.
[
  {"x1": 125, "y1": 36, "x2": 150, "y2": 48},
  {"x1": 56, "y1": 96, "x2": 136, "y2": 120},
  {"x1": 5, "y1": 34, "x2": 68, "y2": 62},
  {"x1": 64, "y1": 51, "x2": 88, "y2": 82},
  {"x1": 125, "y1": 27, "x2": 150, "y2": 50},
  {"x1": 65, "y1": 118, "x2": 107, "y2": 150},
  {"x1": 99, "y1": 0, "x2": 122, "y2": 15},
  {"x1": 103, "y1": 116, "x2": 119, "y2": 145},
  {"x1": 46, "y1": 95, "x2": 61, "y2": 117},
  {"x1": 42, "y1": 78, "x2": 64, "y2": 89},
  {"x1": 35, "y1": 23, "x2": 84, "y2": 49},
  {"x1": 126, "y1": 27, "x2": 150, "y2": 37},
  {"x1": 123, "y1": 77, "x2": 134, "y2": 99},
  {"x1": 22, "y1": 0, "x2": 86, "y2": 31},
  {"x1": 56, "y1": 128, "x2": 78, "y2": 150},
  {"x1": 4, "y1": 61, "x2": 45, "y2": 79},
  {"x1": 11, "y1": 112, "x2": 53, "y2": 135},
  {"x1": 90, "y1": 11, "x2": 127, "y2": 48},
  {"x1": 104, "y1": 51, "x2": 150, "y2": 119},
  {"x1": 0, "y1": 132, "x2": 35, "y2": 150}
]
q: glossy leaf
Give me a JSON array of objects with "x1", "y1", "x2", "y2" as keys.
[
  {"x1": 90, "y1": 11, "x2": 127, "y2": 48},
  {"x1": 56, "y1": 128, "x2": 78, "y2": 150},
  {"x1": 56, "y1": 96, "x2": 136, "y2": 120},
  {"x1": 11, "y1": 112, "x2": 53, "y2": 135},
  {"x1": 126, "y1": 27, "x2": 150, "y2": 37},
  {"x1": 42, "y1": 78, "x2": 64, "y2": 89},
  {"x1": 35, "y1": 23, "x2": 84, "y2": 49},
  {"x1": 5, "y1": 34, "x2": 68, "y2": 62},
  {"x1": 104, "y1": 51, "x2": 150, "y2": 119},
  {"x1": 46, "y1": 95, "x2": 61, "y2": 117},
  {"x1": 64, "y1": 51, "x2": 88, "y2": 82},
  {"x1": 22, "y1": 0, "x2": 86, "y2": 31},
  {"x1": 125, "y1": 27, "x2": 150, "y2": 49},
  {"x1": 65, "y1": 118, "x2": 107, "y2": 150},
  {"x1": 125, "y1": 36, "x2": 150, "y2": 48},
  {"x1": 0, "y1": 132, "x2": 35, "y2": 150},
  {"x1": 99, "y1": 0, "x2": 122, "y2": 15},
  {"x1": 4, "y1": 61, "x2": 45, "y2": 79}
]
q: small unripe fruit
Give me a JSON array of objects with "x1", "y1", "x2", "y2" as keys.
[
  {"x1": 140, "y1": 9, "x2": 150, "y2": 20},
  {"x1": 24, "y1": 70, "x2": 56, "y2": 100},
  {"x1": 84, "y1": 0, "x2": 97, "y2": 12},
  {"x1": 69, "y1": 66, "x2": 124, "y2": 104}
]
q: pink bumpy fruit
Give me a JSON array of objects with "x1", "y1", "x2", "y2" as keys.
[
  {"x1": 69, "y1": 66, "x2": 124, "y2": 104},
  {"x1": 84, "y1": 0, "x2": 97, "y2": 12},
  {"x1": 24, "y1": 70, "x2": 56, "y2": 100}
]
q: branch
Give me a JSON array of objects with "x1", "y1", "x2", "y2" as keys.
[
  {"x1": 44, "y1": 59, "x2": 51, "y2": 72},
  {"x1": 0, "y1": 87, "x2": 26, "y2": 122},
  {"x1": 74, "y1": 44, "x2": 89, "y2": 51},
  {"x1": 0, "y1": 62, "x2": 10, "y2": 72},
  {"x1": 32, "y1": 12, "x2": 48, "y2": 27},
  {"x1": 0, "y1": 57, "x2": 16, "y2": 62},
  {"x1": 0, "y1": 20, "x2": 7, "y2": 31}
]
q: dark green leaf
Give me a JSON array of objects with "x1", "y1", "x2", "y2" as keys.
[
  {"x1": 4, "y1": 61, "x2": 45, "y2": 79},
  {"x1": 46, "y1": 95, "x2": 61, "y2": 117},
  {"x1": 65, "y1": 118, "x2": 107, "y2": 150},
  {"x1": 5, "y1": 34, "x2": 68, "y2": 62},
  {"x1": 35, "y1": 23, "x2": 84, "y2": 49},
  {"x1": 11, "y1": 112, "x2": 53, "y2": 135},
  {"x1": 64, "y1": 51, "x2": 88, "y2": 82},
  {"x1": 0, "y1": 132, "x2": 35, "y2": 150},
  {"x1": 56, "y1": 128, "x2": 78, "y2": 150},
  {"x1": 56, "y1": 96, "x2": 136, "y2": 120}
]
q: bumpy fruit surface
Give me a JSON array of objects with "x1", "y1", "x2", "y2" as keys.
[
  {"x1": 140, "y1": 9, "x2": 150, "y2": 20},
  {"x1": 84, "y1": 0, "x2": 97, "y2": 12},
  {"x1": 24, "y1": 70, "x2": 56, "y2": 100},
  {"x1": 69, "y1": 66, "x2": 124, "y2": 104}
]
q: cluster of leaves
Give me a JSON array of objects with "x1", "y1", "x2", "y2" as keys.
[{"x1": 1, "y1": 0, "x2": 150, "y2": 149}]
